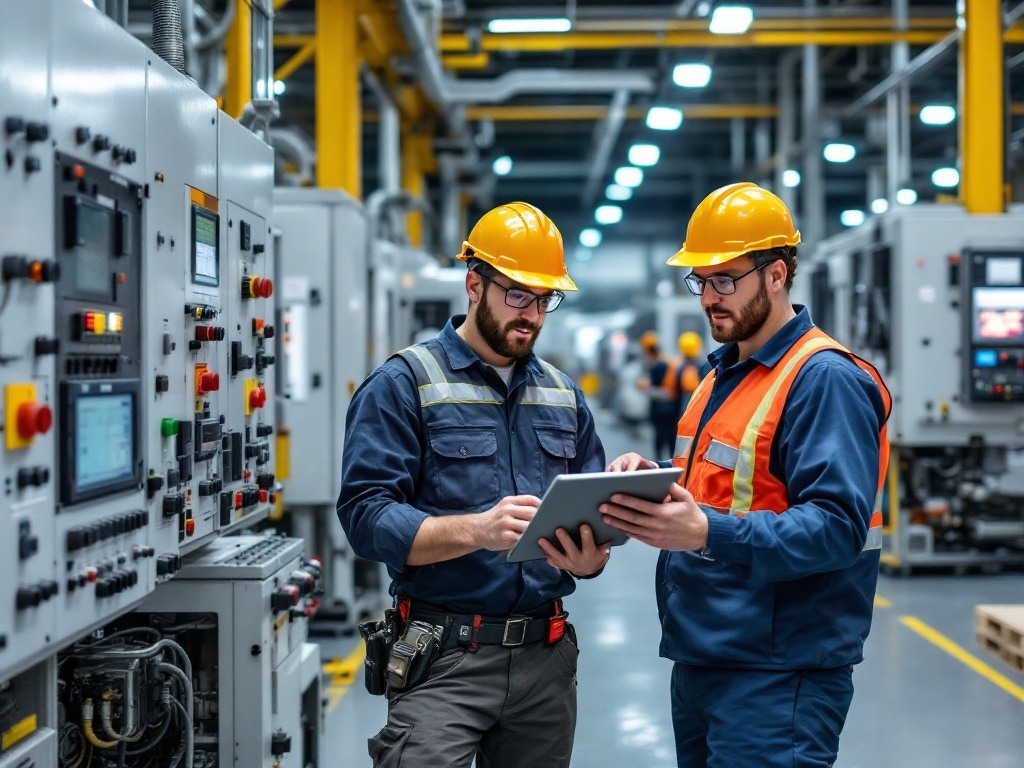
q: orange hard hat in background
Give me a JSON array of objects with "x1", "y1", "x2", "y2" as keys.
[
  {"x1": 666, "y1": 182, "x2": 800, "y2": 268},
  {"x1": 639, "y1": 331, "x2": 659, "y2": 352},
  {"x1": 678, "y1": 331, "x2": 703, "y2": 359},
  {"x1": 457, "y1": 202, "x2": 577, "y2": 292}
]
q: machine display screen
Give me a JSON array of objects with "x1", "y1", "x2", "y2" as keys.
[
  {"x1": 192, "y1": 206, "x2": 219, "y2": 286},
  {"x1": 75, "y1": 393, "x2": 134, "y2": 490},
  {"x1": 972, "y1": 287, "x2": 1024, "y2": 342},
  {"x1": 74, "y1": 201, "x2": 113, "y2": 298}
]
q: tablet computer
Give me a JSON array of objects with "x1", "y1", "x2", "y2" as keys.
[{"x1": 505, "y1": 467, "x2": 682, "y2": 563}]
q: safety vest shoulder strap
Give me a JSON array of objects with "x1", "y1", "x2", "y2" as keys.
[
  {"x1": 523, "y1": 359, "x2": 577, "y2": 409},
  {"x1": 394, "y1": 344, "x2": 502, "y2": 408}
]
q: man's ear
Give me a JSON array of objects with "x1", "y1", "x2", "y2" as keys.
[
  {"x1": 466, "y1": 270, "x2": 483, "y2": 303},
  {"x1": 768, "y1": 259, "x2": 788, "y2": 293}
]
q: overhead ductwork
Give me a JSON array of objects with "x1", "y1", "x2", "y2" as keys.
[{"x1": 150, "y1": 0, "x2": 186, "y2": 75}]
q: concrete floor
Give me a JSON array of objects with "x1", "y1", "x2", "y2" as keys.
[{"x1": 315, "y1": 409, "x2": 1024, "y2": 767}]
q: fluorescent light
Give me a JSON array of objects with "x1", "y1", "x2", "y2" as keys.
[
  {"x1": 920, "y1": 105, "x2": 956, "y2": 126},
  {"x1": 492, "y1": 155, "x2": 513, "y2": 176},
  {"x1": 605, "y1": 184, "x2": 633, "y2": 201},
  {"x1": 646, "y1": 106, "x2": 683, "y2": 131},
  {"x1": 932, "y1": 167, "x2": 960, "y2": 188},
  {"x1": 897, "y1": 187, "x2": 919, "y2": 204},
  {"x1": 823, "y1": 143, "x2": 856, "y2": 163},
  {"x1": 273, "y1": 80, "x2": 286, "y2": 96},
  {"x1": 840, "y1": 209, "x2": 865, "y2": 227},
  {"x1": 595, "y1": 205, "x2": 623, "y2": 225},
  {"x1": 672, "y1": 63, "x2": 712, "y2": 88},
  {"x1": 614, "y1": 166, "x2": 643, "y2": 187},
  {"x1": 709, "y1": 5, "x2": 753, "y2": 34},
  {"x1": 782, "y1": 169, "x2": 801, "y2": 188},
  {"x1": 488, "y1": 18, "x2": 572, "y2": 34},
  {"x1": 628, "y1": 144, "x2": 660, "y2": 167},
  {"x1": 579, "y1": 228, "x2": 602, "y2": 248},
  {"x1": 870, "y1": 198, "x2": 889, "y2": 214}
]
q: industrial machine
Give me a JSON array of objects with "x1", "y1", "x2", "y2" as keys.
[
  {"x1": 0, "y1": 2, "x2": 322, "y2": 765},
  {"x1": 809, "y1": 204, "x2": 1024, "y2": 573}
]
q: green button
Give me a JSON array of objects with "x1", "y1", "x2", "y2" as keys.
[{"x1": 160, "y1": 418, "x2": 179, "y2": 437}]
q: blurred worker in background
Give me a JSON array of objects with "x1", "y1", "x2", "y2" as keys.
[
  {"x1": 673, "y1": 331, "x2": 707, "y2": 417},
  {"x1": 601, "y1": 182, "x2": 891, "y2": 768},
  {"x1": 338, "y1": 201, "x2": 608, "y2": 768},
  {"x1": 636, "y1": 331, "x2": 680, "y2": 459}
]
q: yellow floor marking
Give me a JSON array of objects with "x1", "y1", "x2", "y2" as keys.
[
  {"x1": 874, "y1": 594, "x2": 891, "y2": 609},
  {"x1": 322, "y1": 641, "x2": 367, "y2": 715},
  {"x1": 899, "y1": 615, "x2": 1024, "y2": 704}
]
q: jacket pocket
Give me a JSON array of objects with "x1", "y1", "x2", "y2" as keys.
[
  {"x1": 534, "y1": 424, "x2": 578, "y2": 492},
  {"x1": 426, "y1": 425, "x2": 499, "y2": 510}
]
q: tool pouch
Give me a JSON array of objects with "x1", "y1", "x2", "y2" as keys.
[
  {"x1": 386, "y1": 620, "x2": 443, "y2": 692},
  {"x1": 358, "y1": 608, "x2": 401, "y2": 696}
]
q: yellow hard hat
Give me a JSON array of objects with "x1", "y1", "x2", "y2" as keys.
[
  {"x1": 678, "y1": 331, "x2": 702, "y2": 359},
  {"x1": 639, "y1": 331, "x2": 659, "y2": 352},
  {"x1": 667, "y1": 182, "x2": 801, "y2": 268},
  {"x1": 457, "y1": 202, "x2": 577, "y2": 291}
]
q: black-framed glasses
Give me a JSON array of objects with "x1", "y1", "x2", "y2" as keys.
[
  {"x1": 683, "y1": 259, "x2": 778, "y2": 296},
  {"x1": 479, "y1": 272, "x2": 565, "y2": 313}
]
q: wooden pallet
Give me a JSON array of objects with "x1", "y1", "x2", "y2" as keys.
[{"x1": 975, "y1": 604, "x2": 1024, "y2": 673}]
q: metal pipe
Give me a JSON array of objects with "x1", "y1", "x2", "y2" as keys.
[
  {"x1": 886, "y1": 0, "x2": 911, "y2": 201},
  {"x1": 150, "y1": 0, "x2": 186, "y2": 75},
  {"x1": 581, "y1": 89, "x2": 630, "y2": 209},
  {"x1": 801, "y1": 0, "x2": 824, "y2": 247},
  {"x1": 364, "y1": 70, "x2": 401, "y2": 192}
]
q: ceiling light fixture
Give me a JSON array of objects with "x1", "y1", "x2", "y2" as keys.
[
  {"x1": 606, "y1": 184, "x2": 633, "y2": 201},
  {"x1": 595, "y1": 205, "x2": 623, "y2": 225},
  {"x1": 487, "y1": 18, "x2": 572, "y2": 34},
  {"x1": 492, "y1": 155, "x2": 513, "y2": 176},
  {"x1": 823, "y1": 143, "x2": 856, "y2": 163},
  {"x1": 782, "y1": 169, "x2": 801, "y2": 188},
  {"x1": 897, "y1": 187, "x2": 919, "y2": 204},
  {"x1": 870, "y1": 198, "x2": 889, "y2": 214},
  {"x1": 579, "y1": 228, "x2": 602, "y2": 248},
  {"x1": 840, "y1": 209, "x2": 865, "y2": 227},
  {"x1": 614, "y1": 167, "x2": 643, "y2": 187},
  {"x1": 672, "y1": 63, "x2": 712, "y2": 88},
  {"x1": 646, "y1": 106, "x2": 683, "y2": 131},
  {"x1": 628, "y1": 144, "x2": 660, "y2": 167},
  {"x1": 931, "y1": 167, "x2": 960, "y2": 188},
  {"x1": 920, "y1": 105, "x2": 956, "y2": 126},
  {"x1": 273, "y1": 80, "x2": 286, "y2": 96},
  {"x1": 709, "y1": 5, "x2": 753, "y2": 35}
]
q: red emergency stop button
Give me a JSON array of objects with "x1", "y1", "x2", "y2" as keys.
[
  {"x1": 18, "y1": 402, "x2": 52, "y2": 439},
  {"x1": 248, "y1": 387, "x2": 266, "y2": 409},
  {"x1": 185, "y1": 518, "x2": 195, "y2": 536},
  {"x1": 198, "y1": 371, "x2": 220, "y2": 394}
]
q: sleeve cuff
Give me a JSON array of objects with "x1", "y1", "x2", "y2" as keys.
[{"x1": 376, "y1": 506, "x2": 430, "y2": 573}]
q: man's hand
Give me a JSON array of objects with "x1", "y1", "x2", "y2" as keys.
[
  {"x1": 538, "y1": 524, "x2": 610, "y2": 577},
  {"x1": 601, "y1": 483, "x2": 708, "y2": 551},
  {"x1": 472, "y1": 495, "x2": 541, "y2": 552},
  {"x1": 607, "y1": 452, "x2": 660, "y2": 472}
]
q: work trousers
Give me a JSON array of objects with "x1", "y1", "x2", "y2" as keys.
[
  {"x1": 671, "y1": 662, "x2": 855, "y2": 768},
  {"x1": 368, "y1": 633, "x2": 579, "y2": 768}
]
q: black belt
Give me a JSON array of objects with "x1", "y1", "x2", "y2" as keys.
[{"x1": 409, "y1": 608, "x2": 555, "y2": 649}]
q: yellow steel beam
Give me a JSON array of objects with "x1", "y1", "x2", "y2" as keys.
[
  {"x1": 961, "y1": 0, "x2": 1004, "y2": 214},
  {"x1": 464, "y1": 104, "x2": 778, "y2": 121},
  {"x1": 223, "y1": 0, "x2": 251, "y2": 119},
  {"x1": 402, "y1": 131, "x2": 433, "y2": 246},
  {"x1": 440, "y1": 29, "x2": 949, "y2": 53},
  {"x1": 274, "y1": 41, "x2": 317, "y2": 85},
  {"x1": 316, "y1": 0, "x2": 361, "y2": 196},
  {"x1": 442, "y1": 52, "x2": 491, "y2": 71}
]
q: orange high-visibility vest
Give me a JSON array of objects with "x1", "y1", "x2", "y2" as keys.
[{"x1": 672, "y1": 327, "x2": 891, "y2": 551}]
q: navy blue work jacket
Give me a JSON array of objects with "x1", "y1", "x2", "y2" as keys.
[
  {"x1": 658, "y1": 306, "x2": 888, "y2": 669},
  {"x1": 337, "y1": 316, "x2": 606, "y2": 616}
]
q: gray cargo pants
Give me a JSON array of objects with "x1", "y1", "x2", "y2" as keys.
[{"x1": 368, "y1": 631, "x2": 579, "y2": 767}]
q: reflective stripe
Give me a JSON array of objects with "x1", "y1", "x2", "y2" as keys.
[
  {"x1": 732, "y1": 337, "x2": 836, "y2": 512},
  {"x1": 674, "y1": 435, "x2": 693, "y2": 460},
  {"x1": 419, "y1": 382, "x2": 502, "y2": 407},
  {"x1": 401, "y1": 345, "x2": 447, "y2": 385},
  {"x1": 863, "y1": 526, "x2": 883, "y2": 551},
  {"x1": 705, "y1": 440, "x2": 739, "y2": 470},
  {"x1": 523, "y1": 360, "x2": 576, "y2": 408}
]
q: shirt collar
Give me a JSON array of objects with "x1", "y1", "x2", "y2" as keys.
[
  {"x1": 439, "y1": 315, "x2": 545, "y2": 377},
  {"x1": 707, "y1": 304, "x2": 814, "y2": 370}
]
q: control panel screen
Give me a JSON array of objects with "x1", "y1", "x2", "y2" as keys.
[
  {"x1": 972, "y1": 287, "x2": 1024, "y2": 342},
  {"x1": 192, "y1": 206, "x2": 219, "y2": 286},
  {"x1": 74, "y1": 201, "x2": 113, "y2": 299},
  {"x1": 76, "y1": 393, "x2": 134, "y2": 490}
]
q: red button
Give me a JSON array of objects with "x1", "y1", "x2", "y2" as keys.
[
  {"x1": 185, "y1": 518, "x2": 195, "y2": 536},
  {"x1": 17, "y1": 402, "x2": 53, "y2": 438},
  {"x1": 249, "y1": 387, "x2": 266, "y2": 409},
  {"x1": 199, "y1": 371, "x2": 220, "y2": 393},
  {"x1": 259, "y1": 489, "x2": 268, "y2": 503},
  {"x1": 235, "y1": 491, "x2": 243, "y2": 510}
]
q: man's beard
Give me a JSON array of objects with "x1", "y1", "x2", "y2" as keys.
[
  {"x1": 477, "y1": 288, "x2": 541, "y2": 360},
  {"x1": 706, "y1": 273, "x2": 771, "y2": 343}
]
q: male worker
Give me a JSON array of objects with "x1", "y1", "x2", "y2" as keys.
[
  {"x1": 636, "y1": 331, "x2": 680, "y2": 459},
  {"x1": 337, "y1": 202, "x2": 608, "y2": 768},
  {"x1": 601, "y1": 182, "x2": 890, "y2": 768},
  {"x1": 673, "y1": 331, "x2": 706, "y2": 416}
]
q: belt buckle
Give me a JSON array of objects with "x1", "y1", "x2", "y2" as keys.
[{"x1": 502, "y1": 617, "x2": 529, "y2": 646}]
